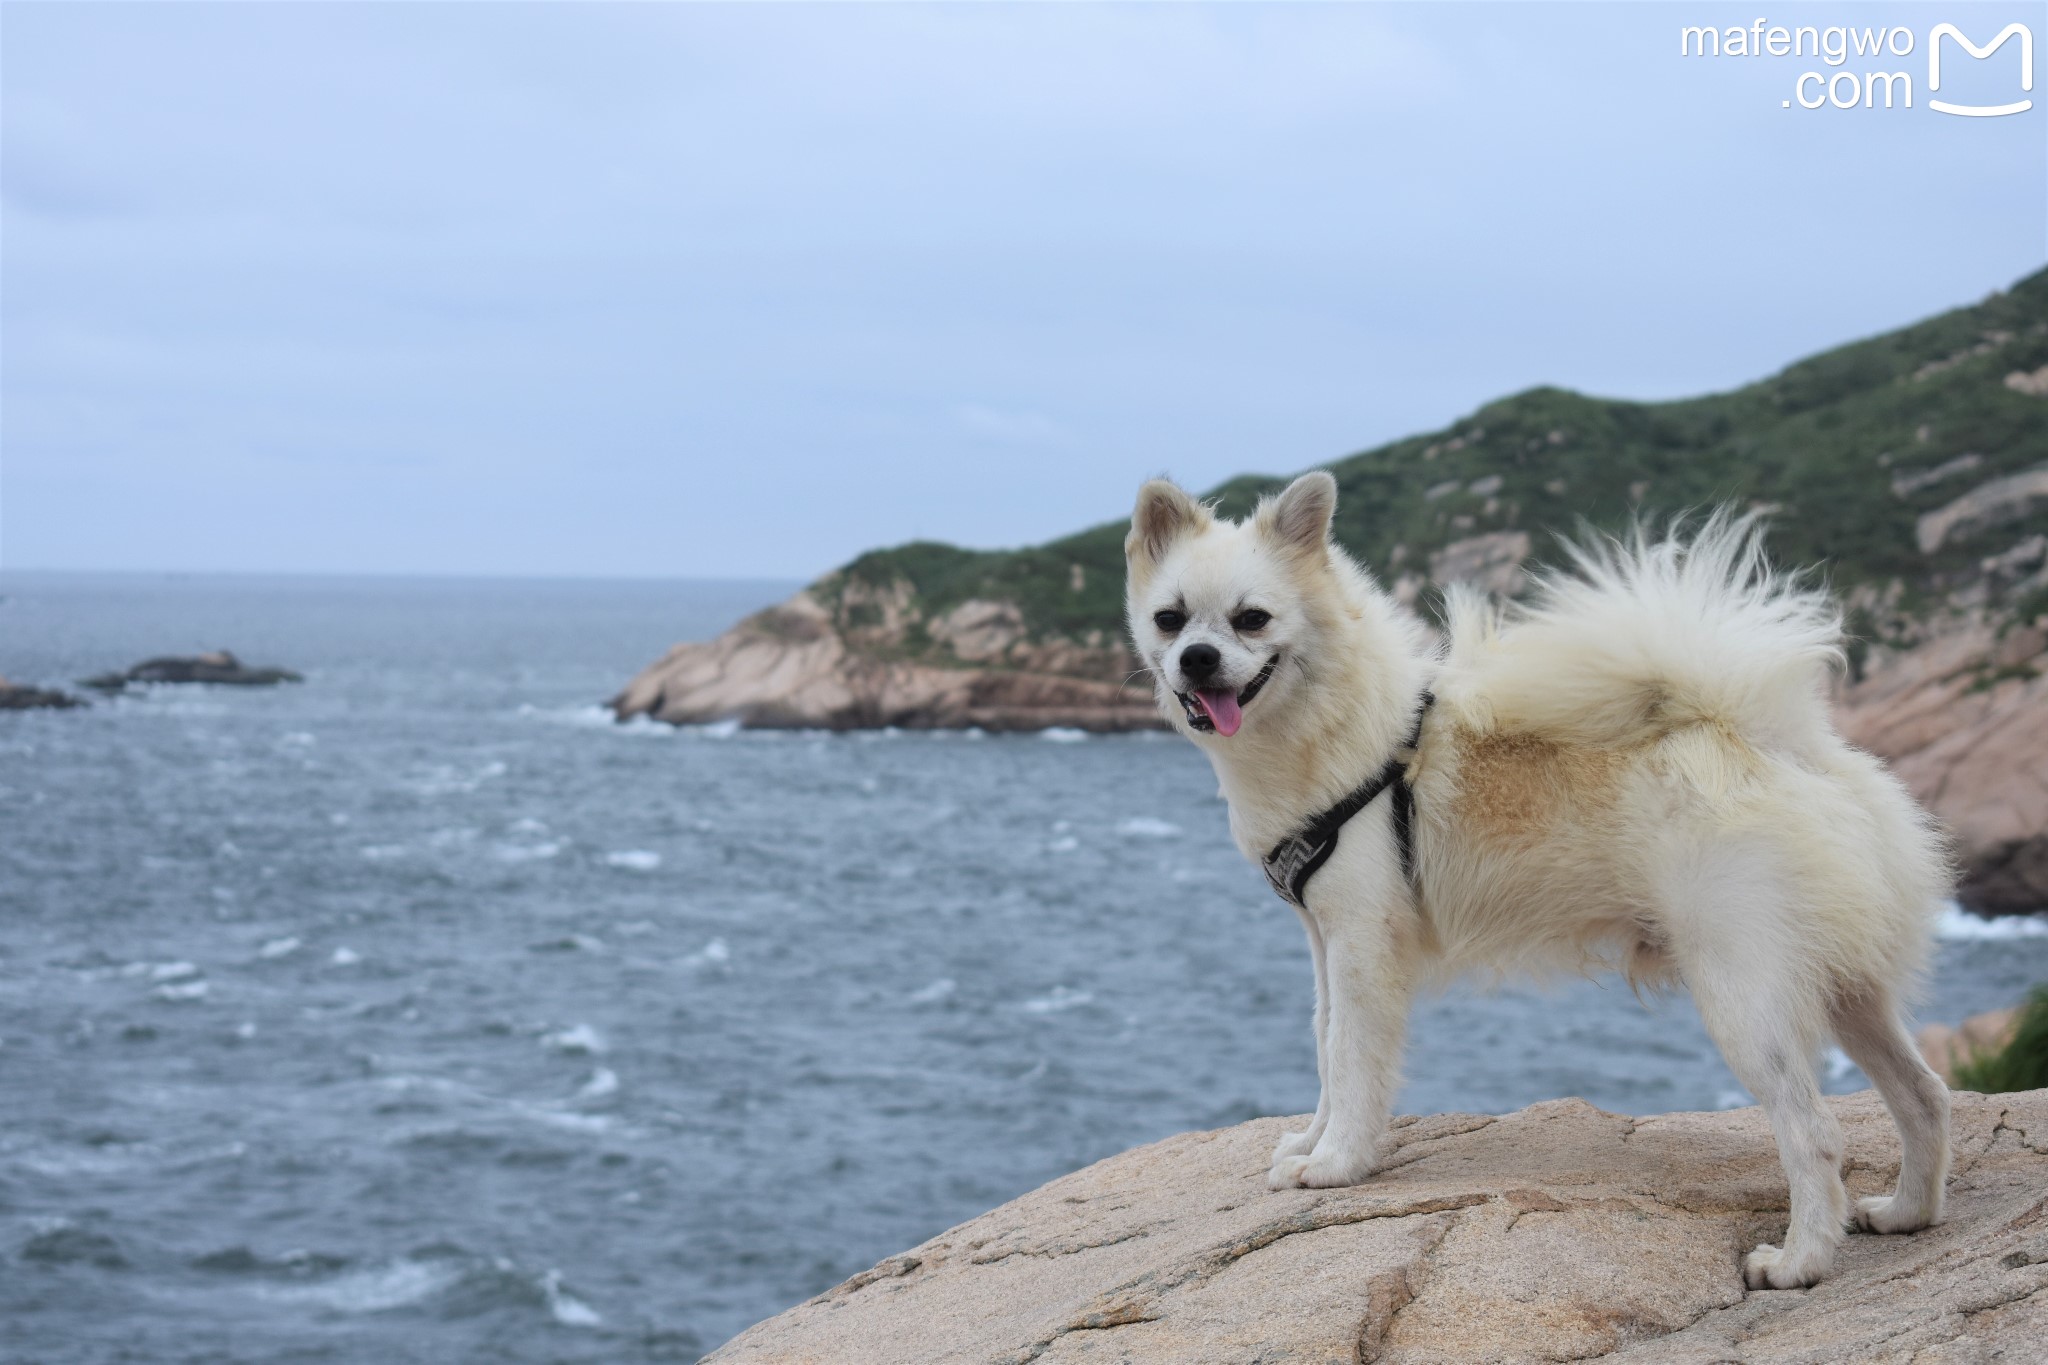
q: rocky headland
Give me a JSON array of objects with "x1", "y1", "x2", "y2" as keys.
[
  {"x1": 708, "y1": 1088, "x2": 2048, "y2": 1363},
  {"x1": 616, "y1": 271, "x2": 2048, "y2": 913}
]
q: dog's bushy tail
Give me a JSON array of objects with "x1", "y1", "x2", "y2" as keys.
[{"x1": 1441, "y1": 510, "x2": 1844, "y2": 750}]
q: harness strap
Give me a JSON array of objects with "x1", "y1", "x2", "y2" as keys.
[{"x1": 1261, "y1": 691, "x2": 1433, "y2": 909}]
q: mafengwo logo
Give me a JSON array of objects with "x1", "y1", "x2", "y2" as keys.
[{"x1": 1680, "y1": 19, "x2": 2034, "y2": 114}]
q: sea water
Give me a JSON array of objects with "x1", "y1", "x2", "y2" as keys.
[{"x1": 2, "y1": 572, "x2": 2043, "y2": 1361}]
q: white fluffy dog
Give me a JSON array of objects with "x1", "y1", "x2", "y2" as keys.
[{"x1": 1124, "y1": 471, "x2": 1952, "y2": 1289}]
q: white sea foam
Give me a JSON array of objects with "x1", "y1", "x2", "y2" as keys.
[
  {"x1": 543, "y1": 1024, "x2": 607, "y2": 1055},
  {"x1": 360, "y1": 844, "x2": 407, "y2": 860},
  {"x1": 509, "y1": 817, "x2": 549, "y2": 835},
  {"x1": 155, "y1": 980, "x2": 210, "y2": 1002},
  {"x1": 402, "y1": 759, "x2": 509, "y2": 797},
  {"x1": 685, "y1": 718, "x2": 743, "y2": 740},
  {"x1": 1040, "y1": 727, "x2": 1088, "y2": 744},
  {"x1": 261, "y1": 1257, "x2": 463, "y2": 1314},
  {"x1": 494, "y1": 841, "x2": 563, "y2": 863},
  {"x1": 542, "y1": 1270, "x2": 602, "y2": 1327},
  {"x1": 1048, "y1": 836, "x2": 1079, "y2": 853},
  {"x1": 1936, "y1": 903, "x2": 2048, "y2": 940},
  {"x1": 907, "y1": 977, "x2": 956, "y2": 1005},
  {"x1": 605, "y1": 850, "x2": 662, "y2": 871},
  {"x1": 1117, "y1": 817, "x2": 1180, "y2": 838},
  {"x1": 329, "y1": 946, "x2": 362, "y2": 967},
  {"x1": 683, "y1": 938, "x2": 731, "y2": 968},
  {"x1": 1715, "y1": 1088, "x2": 1754, "y2": 1111},
  {"x1": 1021, "y1": 985, "x2": 1093, "y2": 1015},
  {"x1": 577, "y1": 1068, "x2": 619, "y2": 1100},
  {"x1": 151, "y1": 961, "x2": 201, "y2": 982},
  {"x1": 1823, "y1": 1046, "x2": 1861, "y2": 1083},
  {"x1": 257, "y1": 936, "x2": 301, "y2": 960},
  {"x1": 522, "y1": 1107, "x2": 613, "y2": 1134}
]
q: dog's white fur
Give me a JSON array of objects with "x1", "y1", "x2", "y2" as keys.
[{"x1": 1124, "y1": 471, "x2": 1952, "y2": 1289}]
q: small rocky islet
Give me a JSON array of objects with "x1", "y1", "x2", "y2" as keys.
[
  {"x1": 3, "y1": 650, "x2": 303, "y2": 711},
  {"x1": 80, "y1": 649, "x2": 302, "y2": 692},
  {"x1": 0, "y1": 676, "x2": 88, "y2": 710}
]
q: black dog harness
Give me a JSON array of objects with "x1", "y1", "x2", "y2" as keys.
[{"x1": 1262, "y1": 692, "x2": 1434, "y2": 910}]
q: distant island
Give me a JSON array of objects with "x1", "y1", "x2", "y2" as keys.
[
  {"x1": 0, "y1": 677, "x2": 86, "y2": 711},
  {"x1": 82, "y1": 650, "x2": 303, "y2": 691},
  {"x1": 614, "y1": 268, "x2": 2048, "y2": 912}
]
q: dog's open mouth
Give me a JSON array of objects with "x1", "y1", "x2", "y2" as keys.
[{"x1": 1178, "y1": 655, "x2": 1278, "y2": 737}]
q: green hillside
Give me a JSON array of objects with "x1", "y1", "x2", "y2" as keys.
[{"x1": 815, "y1": 267, "x2": 2048, "y2": 669}]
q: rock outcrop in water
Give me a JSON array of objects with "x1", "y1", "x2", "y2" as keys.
[
  {"x1": 708, "y1": 1089, "x2": 2048, "y2": 1363},
  {"x1": 0, "y1": 676, "x2": 86, "y2": 710},
  {"x1": 82, "y1": 649, "x2": 303, "y2": 691}
]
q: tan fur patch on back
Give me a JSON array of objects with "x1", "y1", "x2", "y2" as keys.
[{"x1": 1450, "y1": 728, "x2": 1626, "y2": 846}]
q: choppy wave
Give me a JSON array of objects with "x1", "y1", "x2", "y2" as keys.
[
  {"x1": 604, "y1": 849, "x2": 662, "y2": 871},
  {"x1": 1936, "y1": 903, "x2": 2048, "y2": 940}
]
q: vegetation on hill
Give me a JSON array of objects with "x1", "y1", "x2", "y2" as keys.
[{"x1": 814, "y1": 268, "x2": 2048, "y2": 671}]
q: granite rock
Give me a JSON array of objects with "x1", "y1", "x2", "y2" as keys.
[{"x1": 709, "y1": 1090, "x2": 2048, "y2": 1364}]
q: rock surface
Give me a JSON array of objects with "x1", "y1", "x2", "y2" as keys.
[
  {"x1": 82, "y1": 649, "x2": 303, "y2": 691},
  {"x1": 709, "y1": 1090, "x2": 2048, "y2": 1364}
]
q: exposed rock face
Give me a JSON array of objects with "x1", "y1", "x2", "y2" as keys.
[
  {"x1": 609, "y1": 594, "x2": 1158, "y2": 733},
  {"x1": 1428, "y1": 531, "x2": 1532, "y2": 597},
  {"x1": 708, "y1": 1090, "x2": 2048, "y2": 1364},
  {"x1": 82, "y1": 650, "x2": 303, "y2": 691},
  {"x1": 0, "y1": 676, "x2": 85, "y2": 711},
  {"x1": 1914, "y1": 465, "x2": 2048, "y2": 554},
  {"x1": 1834, "y1": 619, "x2": 2048, "y2": 914}
]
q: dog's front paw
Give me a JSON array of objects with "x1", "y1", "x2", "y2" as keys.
[
  {"x1": 1266, "y1": 1145, "x2": 1376, "y2": 1191},
  {"x1": 1271, "y1": 1128, "x2": 1316, "y2": 1163},
  {"x1": 1741, "y1": 1242, "x2": 1827, "y2": 1290},
  {"x1": 1853, "y1": 1194, "x2": 1933, "y2": 1235}
]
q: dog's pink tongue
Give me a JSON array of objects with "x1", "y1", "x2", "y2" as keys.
[{"x1": 1195, "y1": 689, "x2": 1242, "y2": 737}]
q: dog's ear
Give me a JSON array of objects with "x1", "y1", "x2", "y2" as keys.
[
  {"x1": 1126, "y1": 479, "x2": 1208, "y2": 571},
  {"x1": 1259, "y1": 471, "x2": 1338, "y2": 560}
]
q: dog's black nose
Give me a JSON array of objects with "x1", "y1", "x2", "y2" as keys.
[{"x1": 1180, "y1": 643, "x2": 1221, "y2": 683}]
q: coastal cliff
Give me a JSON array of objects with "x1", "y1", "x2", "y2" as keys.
[
  {"x1": 707, "y1": 1088, "x2": 2048, "y2": 1363},
  {"x1": 615, "y1": 268, "x2": 2048, "y2": 908}
]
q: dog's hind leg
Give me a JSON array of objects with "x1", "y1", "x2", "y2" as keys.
[
  {"x1": 1662, "y1": 854, "x2": 1848, "y2": 1288},
  {"x1": 1272, "y1": 905, "x2": 1330, "y2": 1164},
  {"x1": 1830, "y1": 987, "x2": 1950, "y2": 1234},
  {"x1": 1689, "y1": 968, "x2": 1848, "y2": 1288}
]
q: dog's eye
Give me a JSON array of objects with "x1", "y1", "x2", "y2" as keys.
[
  {"x1": 1153, "y1": 609, "x2": 1186, "y2": 633},
  {"x1": 1231, "y1": 609, "x2": 1272, "y2": 633}
]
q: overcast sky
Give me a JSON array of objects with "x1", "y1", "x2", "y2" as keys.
[{"x1": 4, "y1": 2, "x2": 2043, "y2": 578}]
